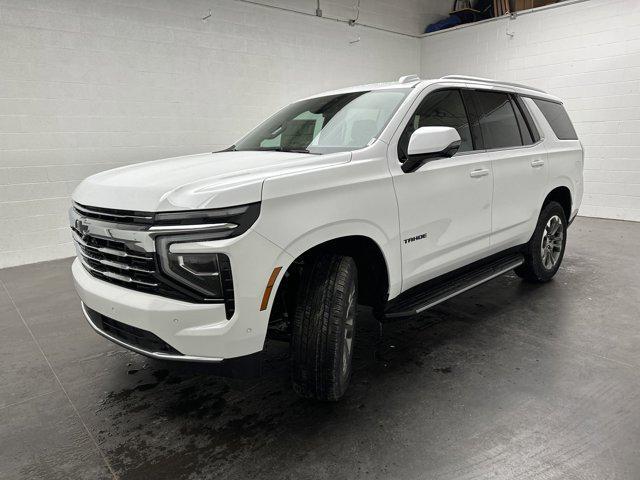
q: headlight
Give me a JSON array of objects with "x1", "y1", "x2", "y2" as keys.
[
  {"x1": 154, "y1": 203, "x2": 259, "y2": 302},
  {"x1": 163, "y1": 252, "x2": 224, "y2": 298}
]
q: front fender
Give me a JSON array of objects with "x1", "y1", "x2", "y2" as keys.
[
  {"x1": 255, "y1": 155, "x2": 402, "y2": 298},
  {"x1": 257, "y1": 219, "x2": 400, "y2": 300}
]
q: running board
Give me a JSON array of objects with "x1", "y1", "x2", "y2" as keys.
[{"x1": 384, "y1": 253, "x2": 524, "y2": 319}]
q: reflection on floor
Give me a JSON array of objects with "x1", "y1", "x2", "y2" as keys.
[{"x1": 1, "y1": 217, "x2": 639, "y2": 480}]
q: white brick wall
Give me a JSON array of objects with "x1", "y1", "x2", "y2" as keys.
[
  {"x1": 0, "y1": 0, "x2": 424, "y2": 268},
  {"x1": 3, "y1": 0, "x2": 639, "y2": 268},
  {"x1": 420, "y1": 0, "x2": 640, "y2": 223},
  {"x1": 256, "y1": 0, "x2": 449, "y2": 36}
]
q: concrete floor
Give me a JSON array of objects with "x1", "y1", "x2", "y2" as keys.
[{"x1": 1, "y1": 216, "x2": 639, "y2": 480}]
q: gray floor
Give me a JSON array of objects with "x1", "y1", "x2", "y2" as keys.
[{"x1": 1, "y1": 216, "x2": 639, "y2": 480}]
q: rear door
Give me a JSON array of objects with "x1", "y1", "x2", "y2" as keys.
[{"x1": 466, "y1": 89, "x2": 549, "y2": 249}]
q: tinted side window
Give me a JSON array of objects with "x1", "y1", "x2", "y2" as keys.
[
  {"x1": 460, "y1": 90, "x2": 484, "y2": 149},
  {"x1": 533, "y1": 99, "x2": 578, "y2": 140},
  {"x1": 514, "y1": 95, "x2": 540, "y2": 142},
  {"x1": 398, "y1": 89, "x2": 473, "y2": 160},
  {"x1": 512, "y1": 96, "x2": 534, "y2": 145},
  {"x1": 473, "y1": 91, "x2": 523, "y2": 149}
]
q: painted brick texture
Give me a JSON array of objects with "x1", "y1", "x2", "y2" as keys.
[
  {"x1": 420, "y1": 0, "x2": 640, "y2": 223},
  {"x1": 0, "y1": 0, "x2": 422, "y2": 267}
]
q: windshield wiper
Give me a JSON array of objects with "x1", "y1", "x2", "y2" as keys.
[
  {"x1": 215, "y1": 145, "x2": 236, "y2": 152},
  {"x1": 278, "y1": 148, "x2": 315, "y2": 154},
  {"x1": 237, "y1": 147, "x2": 319, "y2": 155}
]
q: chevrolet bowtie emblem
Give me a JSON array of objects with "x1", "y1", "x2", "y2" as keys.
[{"x1": 75, "y1": 218, "x2": 88, "y2": 234}]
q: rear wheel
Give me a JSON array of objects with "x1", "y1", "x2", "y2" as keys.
[
  {"x1": 515, "y1": 201, "x2": 567, "y2": 282},
  {"x1": 291, "y1": 253, "x2": 357, "y2": 401}
]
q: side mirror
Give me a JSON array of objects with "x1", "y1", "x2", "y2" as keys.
[{"x1": 401, "y1": 126, "x2": 461, "y2": 173}]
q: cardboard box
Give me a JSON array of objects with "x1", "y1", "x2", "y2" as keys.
[{"x1": 511, "y1": 0, "x2": 557, "y2": 11}]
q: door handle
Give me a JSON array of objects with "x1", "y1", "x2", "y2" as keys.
[
  {"x1": 469, "y1": 168, "x2": 490, "y2": 178},
  {"x1": 531, "y1": 159, "x2": 545, "y2": 168}
]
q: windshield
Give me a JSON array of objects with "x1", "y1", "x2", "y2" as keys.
[{"x1": 232, "y1": 89, "x2": 410, "y2": 155}]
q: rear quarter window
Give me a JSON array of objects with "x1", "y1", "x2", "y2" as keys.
[{"x1": 533, "y1": 99, "x2": 578, "y2": 140}]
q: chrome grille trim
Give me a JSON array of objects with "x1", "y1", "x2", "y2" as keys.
[
  {"x1": 97, "y1": 258, "x2": 155, "y2": 274},
  {"x1": 79, "y1": 259, "x2": 159, "y2": 287},
  {"x1": 71, "y1": 230, "x2": 152, "y2": 261},
  {"x1": 78, "y1": 247, "x2": 155, "y2": 274}
]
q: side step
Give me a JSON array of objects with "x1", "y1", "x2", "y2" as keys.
[{"x1": 384, "y1": 253, "x2": 524, "y2": 319}]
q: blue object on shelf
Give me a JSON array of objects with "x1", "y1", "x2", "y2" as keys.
[{"x1": 425, "y1": 15, "x2": 462, "y2": 33}]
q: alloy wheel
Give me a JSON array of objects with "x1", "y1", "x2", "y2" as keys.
[
  {"x1": 341, "y1": 285, "x2": 356, "y2": 379},
  {"x1": 541, "y1": 214, "x2": 564, "y2": 270}
]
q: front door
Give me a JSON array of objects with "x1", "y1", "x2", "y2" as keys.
[{"x1": 388, "y1": 87, "x2": 493, "y2": 292}]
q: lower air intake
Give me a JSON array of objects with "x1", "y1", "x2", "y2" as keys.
[{"x1": 86, "y1": 306, "x2": 182, "y2": 355}]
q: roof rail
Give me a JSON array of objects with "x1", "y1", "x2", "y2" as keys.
[
  {"x1": 398, "y1": 74, "x2": 420, "y2": 84},
  {"x1": 439, "y1": 75, "x2": 548, "y2": 94}
]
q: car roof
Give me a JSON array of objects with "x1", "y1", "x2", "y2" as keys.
[
  {"x1": 307, "y1": 74, "x2": 562, "y2": 103},
  {"x1": 304, "y1": 80, "x2": 418, "y2": 99}
]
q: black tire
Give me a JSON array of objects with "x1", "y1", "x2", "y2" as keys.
[
  {"x1": 291, "y1": 253, "x2": 358, "y2": 401},
  {"x1": 515, "y1": 201, "x2": 567, "y2": 282}
]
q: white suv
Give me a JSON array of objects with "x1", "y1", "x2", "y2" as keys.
[{"x1": 71, "y1": 74, "x2": 583, "y2": 400}]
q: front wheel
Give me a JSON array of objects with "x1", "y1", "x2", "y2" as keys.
[
  {"x1": 291, "y1": 253, "x2": 357, "y2": 401},
  {"x1": 515, "y1": 201, "x2": 567, "y2": 282}
]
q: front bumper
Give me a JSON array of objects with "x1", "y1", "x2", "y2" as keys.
[
  {"x1": 72, "y1": 227, "x2": 293, "y2": 360},
  {"x1": 81, "y1": 302, "x2": 223, "y2": 362}
]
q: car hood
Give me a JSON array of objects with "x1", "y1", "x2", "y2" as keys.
[{"x1": 72, "y1": 150, "x2": 350, "y2": 211}]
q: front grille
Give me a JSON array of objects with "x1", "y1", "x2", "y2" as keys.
[
  {"x1": 87, "y1": 306, "x2": 182, "y2": 355},
  {"x1": 72, "y1": 227, "x2": 161, "y2": 292},
  {"x1": 72, "y1": 226, "x2": 204, "y2": 302},
  {"x1": 72, "y1": 205, "x2": 236, "y2": 318},
  {"x1": 73, "y1": 202, "x2": 154, "y2": 225}
]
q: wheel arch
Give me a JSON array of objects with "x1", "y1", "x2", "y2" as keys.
[
  {"x1": 542, "y1": 185, "x2": 572, "y2": 221},
  {"x1": 269, "y1": 234, "x2": 392, "y2": 326}
]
